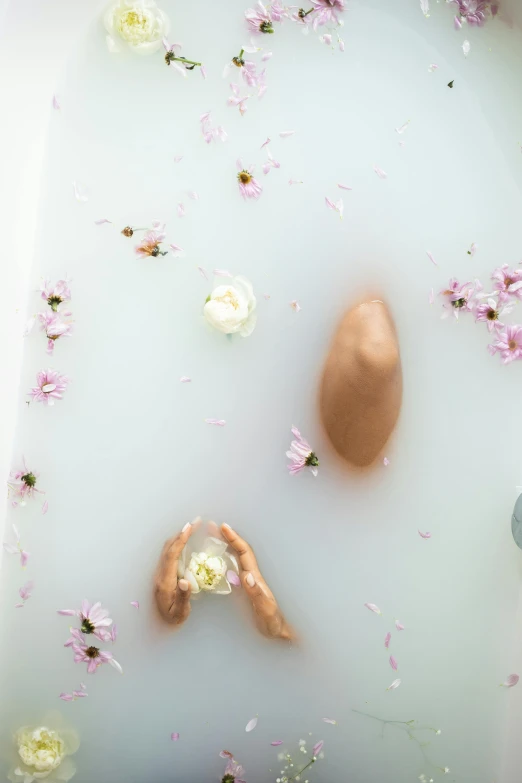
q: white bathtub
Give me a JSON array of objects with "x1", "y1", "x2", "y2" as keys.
[{"x1": 2, "y1": 1, "x2": 522, "y2": 782}]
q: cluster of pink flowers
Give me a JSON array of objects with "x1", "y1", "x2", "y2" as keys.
[
  {"x1": 245, "y1": 0, "x2": 345, "y2": 34},
  {"x1": 58, "y1": 600, "x2": 122, "y2": 675},
  {"x1": 439, "y1": 264, "x2": 522, "y2": 364},
  {"x1": 450, "y1": 0, "x2": 498, "y2": 28}
]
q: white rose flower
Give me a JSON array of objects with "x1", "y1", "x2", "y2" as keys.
[
  {"x1": 104, "y1": 0, "x2": 170, "y2": 55},
  {"x1": 203, "y1": 276, "x2": 257, "y2": 337},
  {"x1": 8, "y1": 715, "x2": 79, "y2": 783},
  {"x1": 178, "y1": 535, "x2": 239, "y2": 595}
]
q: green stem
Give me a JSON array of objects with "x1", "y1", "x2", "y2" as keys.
[
  {"x1": 302, "y1": 7, "x2": 315, "y2": 16},
  {"x1": 238, "y1": 48, "x2": 244, "y2": 59},
  {"x1": 287, "y1": 757, "x2": 316, "y2": 782},
  {"x1": 172, "y1": 56, "x2": 202, "y2": 67}
]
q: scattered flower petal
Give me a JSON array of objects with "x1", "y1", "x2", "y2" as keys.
[
  {"x1": 426, "y1": 251, "x2": 438, "y2": 266},
  {"x1": 384, "y1": 632, "x2": 391, "y2": 648},
  {"x1": 271, "y1": 740, "x2": 284, "y2": 746},
  {"x1": 260, "y1": 137, "x2": 271, "y2": 149},
  {"x1": 387, "y1": 678, "x2": 401, "y2": 690},
  {"x1": 52, "y1": 94, "x2": 61, "y2": 110},
  {"x1": 177, "y1": 203, "x2": 186, "y2": 218},
  {"x1": 174, "y1": 155, "x2": 184, "y2": 163},
  {"x1": 227, "y1": 570, "x2": 241, "y2": 586},
  {"x1": 180, "y1": 376, "x2": 192, "y2": 383},
  {"x1": 201, "y1": 66, "x2": 207, "y2": 79},
  {"x1": 373, "y1": 165, "x2": 388, "y2": 179},
  {"x1": 389, "y1": 655, "x2": 398, "y2": 671},
  {"x1": 279, "y1": 131, "x2": 295, "y2": 138},
  {"x1": 312, "y1": 741, "x2": 324, "y2": 756},
  {"x1": 213, "y1": 269, "x2": 233, "y2": 277},
  {"x1": 289, "y1": 179, "x2": 304, "y2": 185},
  {"x1": 322, "y1": 718, "x2": 337, "y2": 725},
  {"x1": 205, "y1": 419, "x2": 227, "y2": 426},
  {"x1": 42, "y1": 501, "x2": 49, "y2": 515},
  {"x1": 169, "y1": 243, "x2": 184, "y2": 256},
  {"x1": 429, "y1": 288, "x2": 435, "y2": 305},
  {"x1": 428, "y1": 63, "x2": 439, "y2": 72},
  {"x1": 383, "y1": 457, "x2": 390, "y2": 466},
  {"x1": 462, "y1": 39, "x2": 471, "y2": 56},
  {"x1": 245, "y1": 717, "x2": 258, "y2": 732},
  {"x1": 73, "y1": 181, "x2": 88, "y2": 202},
  {"x1": 467, "y1": 242, "x2": 477, "y2": 256},
  {"x1": 420, "y1": 0, "x2": 430, "y2": 17},
  {"x1": 418, "y1": 530, "x2": 432, "y2": 539},
  {"x1": 503, "y1": 674, "x2": 519, "y2": 687},
  {"x1": 197, "y1": 267, "x2": 209, "y2": 280},
  {"x1": 130, "y1": 601, "x2": 139, "y2": 609},
  {"x1": 171, "y1": 733, "x2": 180, "y2": 741},
  {"x1": 262, "y1": 51, "x2": 273, "y2": 61},
  {"x1": 337, "y1": 183, "x2": 352, "y2": 190},
  {"x1": 290, "y1": 300, "x2": 301, "y2": 313},
  {"x1": 395, "y1": 120, "x2": 410, "y2": 134},
  {"x1": 325, "y1": 196, "x2": 343, "y2": 219},
  {"x1": 395, "y1": 620, "x2": 405, "y2": 631},
  {"x1": 364, "y1": 603, "x2": 382, "y2": 615},
  {"x1": 454, "y1": 14, "x2": 462, "y2": 29},
  {"x1": 187, "y1": 191, "x2": 199, "y2": 200},
  {"x1": 94, "y1": 218, "x2": 112, "y2": 225}
]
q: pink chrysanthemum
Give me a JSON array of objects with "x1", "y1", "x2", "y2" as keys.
[
  {"x1": 491, "y1": 264, "x2": 522, "y2": 303},
  {"x1": 310, "y1": 0, "x2": 345, "y2": 27},
  {"x1": 439, "y1": 278, "x2": 474, "y2": 319},
  {"x1": 37, "y1": 312, "x2": 73, "y2": 355},
  {"x1": 286, "y1": 426, "x2": 319, "y2": 476},
  {"x1": 223, "y1": 757, "x2": 247, "y2": 783},
  {"x1": 245, "y1": 1, "x2": 274, "y2": 34},
  {"x1": 8, "y1": 458, "x2": 44, "y2": 507},
  {"x1": 72, "y1": 633, "x2": 122, "y2": 675},
  {"x1": 59, "y1": 600, "x2": 114, "y2": 642},
  {"x1": 236, "y1": 160, "x2": 263, "y2": 200},
  {"x1": 29, "y1": 369, "x2": 69, "y2": 406},
  {"x1": 488, "y1": 324, "x2": 522, "y2": 364},
  {"x1": 135, "y1": 225, "x2": 167, "y2": 257},
  {"x1": 451, "y1": 0, "x2": 498, "y2": 26},
  {"x1": 474, "y1": 297, "x2": 512, "y2": 332},
  {"x1": 40, "y1": 278, "x2": 71, "y2": 312}
]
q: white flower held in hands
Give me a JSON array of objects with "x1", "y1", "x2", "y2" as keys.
[
  {"x1": 178, "y1": 536, "x2": 239, "y2": 595},
  {"x1": 104, "y1": 0, "x2": 170, "y2": 55},
  {"x1": 203, "y1": 275, "x2": 257, "y2": 337}
]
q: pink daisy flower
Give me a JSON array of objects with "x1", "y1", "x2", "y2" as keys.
[
  {"x1": 8, "y1": 458, "x2": 44, "y2": 507},
  {"x1": 40, "y1": 278, "x2": 71, "y2": 312},
  {"x1": 488, "y1": 324, "x2": 522, "y2": 364},
  {"x1": 474, "y1": 297, "x2": 512, "y2": 332},
  {"x1": 135, "y1": 224, "x2": 167, "y2": 257},
  {"x1": 491, "y1": 264, "x2": 522, "y2": 303},
  {"x1": 37, "y1": 312, "x2": 73, "y2": 355},
  {"x1": 451, "y1": 0, "x2": 498, "y2": 26},
  {"x1": 222, "y1": 757, "x2": 247, "y2": 783},
  {"x1": 286, "y1": 426, "x2": 319, "y2": 476},
  {"x1": 72, "y1": 633, "x2": 122, "y2": 675},
  {"x1": 310, "y1": 0, "x2": 345, "y2": 27},
  {"x1": 237, "y1": 160, "x2": 263, "y2": 200},
  {"x1": 59, "y1": 600, "x2": 114, "y2": 642},
  {"x1": 439, "y1": 278, "x2": 474, "y2": 319},
  {"x1": 29, "y1": 369, "x2": 69, "y2": 406},
  {"x1": 245, "y1": 1, "x2": 275, "y2": 34}
]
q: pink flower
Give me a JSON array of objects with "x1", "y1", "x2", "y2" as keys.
[
  {"x1": 135, "y1": 223, "x2": 167, "y2": 257},
  {"x1": 439, "y1": 278, "x2": 474, "y2": 319},
  {"x1": 237, "y1": 160, "x2": 263, "y2": 200},
  {"x1": 488, "y1": 325, "x2": 522, "y2": 364},
  {"x1": 40, "y1": 278, "x2": 71, "y2": 312},
  {"x1": 286, "y1": 426, "x2": 319, "y2": 476},
  {"x1": 72, "y1": 633, "x2": 122, "y2": 675},
  {"x1": 58, "y1": 599, "x2": 114, "y2": 642},
  {"x1": 37, "y1": 312, "x2": 73, "y2": 354},
  {"x1": 491, "y1": 265, "x2": 522, "y2": 302},
  {"x1": 29, "y1": 369, "x2": 69, "y2": 406},
  {"x1": 3, "y1": 524, "x2": 30, "y2": 567},
  {"x1": 223, "y1": 757, "x2": 247, "y2": 783},
  {"x1": 474, "y1": 297, "x2": 512, "y2": 332},
  {"x1": 8, "y1": 458, "x2": 44, "y2": 506},
  {"x1": 245, "y1": 1, "x2": 274, "y2": 34},
  {"x1": 310, "y1": 0, "x2": 345, "y2": 28}
]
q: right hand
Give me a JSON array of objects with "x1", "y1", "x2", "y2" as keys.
[{"x1": 154, "y1": 522, "x2": 194, "y2": 626}]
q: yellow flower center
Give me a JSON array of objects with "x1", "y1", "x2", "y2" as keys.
[{"x1": 239, "y1": 171, "x2": 252, "y2": 184}]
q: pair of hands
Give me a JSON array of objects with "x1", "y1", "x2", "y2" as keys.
[{"x1": 155, "y1": 521, "x2": 294, "y2": 642}]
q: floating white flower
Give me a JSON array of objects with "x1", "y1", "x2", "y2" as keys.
[
  {"x1": 178, "y1": 536, "x2": 239, "y2": 595},
  {"x1": 203, "y1": 275, "x2": 257, "y2": 337},
  {"x1": 8, "y1": 713, "x2": 79, "y2": 783},
  {"x1": 104, "y1": 0, "x2": 170, "y2": 55}
]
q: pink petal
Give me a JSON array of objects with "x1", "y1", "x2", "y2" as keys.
[
  {"x1": 130, "y1": 601, "x2": 139, "y2": 609},
  {"x1": 72, "y1": 690, "x2": 88, "y2": 698},
  {"x1": 263, "y1": 294, "x2": 271, "y2": 300},
  {"x1": 213, "y1": 269, "x2": 233, "y2": 277},
  {"x1": 20, "y1": 550, "x2": 30, "y2": 568},
  {"x1": 171, "y1": 732, "x2": 180, "y2": 741},
  {"x1": 59, "y1": 693, "x2": 74, "y2": 701},
  {"x1": 426, "y1": 251, "x2": 438, "y2": 266},
  {"x1": 389, "y1": 655, "x2": 398, "y2": 671},
  {"x1": 180, "y1": 376, "x2": 192, "y2": 383},
  {"x1": 395, "y1": 121, "x2": 410, "y2": 134},
  {"x1": 418, "y1": 530, "x2": 432, "y2": 539},
  {"x1": 387, "y1": 678, "x2": 401, "y2": 691},
  {"x1": 262, "y1": 51, "x2": 273, "y2": 61},
  {"x1": 271, "y1": 740, "x2": 283, "y2": 746},
  {"x1": 42, "y1": 501, "x2": 49, "y2": 515},
  {"x1": 187, "y1": 191, "x2": 199, "y2": 200},
  {"x1": 279, "y1": 131, "x2": 295, "y2": 138},
  {"x1": 322, "y1": 717, "x2": 337, "y2": 724},
  {"x1": 94, "y1": 218, "x2": 112, "y2": 225},
  {"x1": 220, "y1": 751, "x2": 234, "y2": 759},
  {"x1": 337, "y1": 183, "x2": 352, "y2": 190},
  {"x1": 260, "y1": 137, "x2": 271, "y2": 149},
  {"x1": 19, "y1": 581, "x2": 33, "y2": 600},
  {"x1": 73, "y1": 181, "x2": 88, "y2": 202},
  {"x1": 373, "y1": 165, "x2": 388, "y2": 179},
  {"x1": 395, "y1": 620, "x2": 405, "y2": 631},
  {"x1": 227, "y1": 570, "x2": 241, "y2": 586},
  {"x1": 245, "y1": 717, "x2": 258, "y2": 732},
  {"x1": 312, "y1": 741, "x2": 324, "y2": 756},
  {"x1": 197, "y1": 266, "x2": 209, "y2": 280},
  {"x1": 503, "y1": 674, "x2": 519, "y2": 688},
  {"x1": 52, "y1": 94, "x2": 61, "y2": 110},
  {"x1": 383, "y1": 457, "x2": 390, "y2": 466},
  {"x1": 384, "y1": 632, "x2": 391, "y2": 648},
  {"x1": 364, "y1": 602, "x2": 382, "y2": 615},
  {"x1": 428, "y1": 63, "x2": 439, "y2": 72},
  {"x1": 14, "y1": 603, "x2": 24, "y2": 609},
  {"x1": 57, "y1": 609, "x2": 77, "y2": 616},
  {"x1": 201, "y1": 66, "x2": 207, "y2": 79},
  {"x1": 174, "y1": 155, "x2": 184, "y2": 163},
  {"x1": 429, "y1": 288, "x2": 435, "y2": 305},
  {"x1": 454, "y1": 14, "x2": 462, "y2": 29},
  {"x1": 169, "y1": 243, "x2": 184, "y2": 256},
  {"x1": 205, "y1": 419, "x2": 226, "y2": 426},
  {"x1": 177, "y1": 203, "x2": 186, "y2": 218},
  {"x1": 288, "y1": 179, "x2": 303, "y2": 185}
]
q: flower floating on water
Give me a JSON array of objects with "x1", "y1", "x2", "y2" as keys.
[
  {"x1": 163, "y1": 38, "x2": 203, "y2": 75},
  {"x1": 204, "y1": 275, "x2": 257, "y2": 337},
  {"x1": 307, "y1": 0, "x2": 345, "y2": 27},
  {"x1": 488, "y1": 325, "x2": 522, "y2": 364},
  {"x1": 286, "y1": 426, "x2": 319, "y2": 476},
  {"x1": 177, "y1": 535, "x2": 240, "y2": 595},
  {"x1": 71, "y1": 632, "x2": 123, "y2": 674},
  {"x1": 37, "y1": 312, "x2": 74, "y2": 355},
  {"x1": 8, "y1": 714, "x2": 80, "y2": 783},
  {"x1": 439, "y1": 278, "x2": 474, "y2": 319},
  {"x1": 40, "y1": 279, "x2": 71, "y2": 313},
  {"x1": 245, "y1": 1, "x2": 275, "y2": 34},
  {"x1": 221, "y1": 754, "x2": 247, "y2": 783},
  {"x1": 104, "y1": 0, "x2": 170, "y2": 55},
  {"x1": 450, "y1": 0, "x2": 498, "y2": 27},
  {"x1": 491, "y1": 264, "x2": 522, "y2": 303},
  {"x1": 3, "y1": 524, "x2": 30, "y2": 567},
  {"x1": 29, "y1": 369, "x2": 69, "y2": 406},
  {"x1": 8, "y1": 458, "x2": 44, "y2": 508},
  {"x1": 58, "y1": 600, "x2": 114, "y2": 643},
  {"x1": 135, "y1": 224, "x2": 167, "y2": 257},
  {"x1": 474, "y1": 297, "x2": 512, "y2": 332},
  {"x1": 237, "y1": 160, "x2": 263, "y2": 200}
]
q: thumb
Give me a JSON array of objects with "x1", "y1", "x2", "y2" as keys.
[{"x1": 171, "y1": 578, "x2": 192, "y2": 623}]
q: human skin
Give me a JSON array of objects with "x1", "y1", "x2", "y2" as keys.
[
  {"x1": 319, "y1": 300, "x2": 402, "y2": 467},
  {"x1": 154, "y1": 521, "x2": 295, "y2": 642}
]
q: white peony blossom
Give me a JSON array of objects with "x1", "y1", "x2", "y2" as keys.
[
  {"x1": 104, "y1": 0, "x2": 170, "y2": 55},
  {"x1": 8, "y1": 715, "x2": 79, "y2": 783},
  {"x1": 203, "y1": 276, "x2": 257, "y2": 337},
  {"x1": 17, "y1": 727, "x2": 64, "y2": 773},
  {"x1": 178, "y1": 534, "x2": 239, "y2": 595}
]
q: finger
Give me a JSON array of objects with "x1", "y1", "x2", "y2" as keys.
[
  {"x1": 221, "y1": 523, "x2": 259, "y2": 574},
  {"x1": 169, "y1": 579, "x2": 192, "y2": 625},
  {"x1": 207, "y1": 520, "x2": 221, "y2": 539},
  {"x1": 158, "y1": 521, "x2": 196, "y2": 593},
  {"x1": 242, "y1": 569, "x2": 275, "y2": 606}
]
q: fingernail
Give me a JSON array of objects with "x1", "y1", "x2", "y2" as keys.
[
  {"x1": 179, "y1": 579, "x2": 189, "y2": 592},
  {"x1": 222, "y1": 523, "x2": 232, "y2": 530},
  {"x1": 182, "y1": 522, "x2": 191, "y2": 532},
  {"x1": 245, "y1": 573, "x2": 255, "y2": 587}
]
